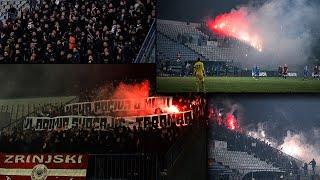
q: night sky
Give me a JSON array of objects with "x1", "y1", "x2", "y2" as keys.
[
  {"x1": 158, "y1": 0, "x2": 253, "y2": 22},
  {"x1": 209, "y1": 95, "x2": 320, "y2": 138},
  {"x1": 0, "y1": 64, "x2": 155, "y2": 98}
]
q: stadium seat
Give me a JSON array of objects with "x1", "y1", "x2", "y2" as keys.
[
  {"x1": 210, "y1": 148, "x2": 283, "y2": 176},
  {"x1": 157, "y1": 19, "x2": 250, "y2": 62}
]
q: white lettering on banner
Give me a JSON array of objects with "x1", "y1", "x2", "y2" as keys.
[
  {"x1": 53, "y1": 155, "x2": 64, "y2": 164},
  {"x1": 64, "y1": 96, "x2": 173, "y2": 115},
  {"x1": 4, "y1": 155, "x2": 83, "y2": 164},
  {"x1": 0, "y1": 154, "x2": 89, "y2": 179},
  {"x1": 287, "y1": 72, "x2": 297, "y2": 77},
  {"x1": 251, "y1": 72, "x2": 267, "y2": 77},
  {"x1": 4, "y1": 156, "x2": 13, "y2": 164},
  {"x1": 23, "y1": 111, "x2": 193, "y2": 131}
]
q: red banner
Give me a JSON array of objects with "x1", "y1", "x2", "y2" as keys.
[{"x1": 0, "y1": 153, "x2": 89, "y2": 180}]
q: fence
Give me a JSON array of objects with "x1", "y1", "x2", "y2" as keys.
[
  {"x1": 164, "y1": 126, "x2": 191, "y2": 170},
  {"x1": 87, "y1": 128, "x2": 193, "y2": 180},
  {"x1": 134, "y1": 19, "x2": 156, "y2": 63},
  {"x1": 0, "y1": 96, "x2": 78, "y2": 131},
  {"x1": 87, "y1": 153, "x2": 160, "y2": 180}
]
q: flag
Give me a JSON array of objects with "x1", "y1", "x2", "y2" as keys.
[{"x1": 0, "y1": 153, "x2": 89, "y2": 180}]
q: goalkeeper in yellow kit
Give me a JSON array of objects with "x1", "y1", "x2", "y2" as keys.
[{"x1": 193, "y1": 58, "x2": 206, "y2": 92}]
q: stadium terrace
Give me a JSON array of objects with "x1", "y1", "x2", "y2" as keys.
[{"x1": 0, "y1": 0, "x2": 156, "y2": 63}]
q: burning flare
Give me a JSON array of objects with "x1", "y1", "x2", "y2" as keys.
[
  {"x1": 225, "y1": 113, "x2": 238, "y2": 130},
  {"x1": 207, "y1": 8, "x2": 263, "y2": 52},
  {"x1": 163, "y1": 105, "x2": 180, "y2": 113}
]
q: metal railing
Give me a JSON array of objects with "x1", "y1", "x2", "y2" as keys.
[
  {"x1": 164, "y1": 127, "x2": 191, "y2": 170},
  {"x1": 87, "y1": 153, "x2": 160, "y2": 180},
  {"x1": 134, "y1": 19, "x2": 156, "y2": 63},
  {"x1": 0, "y1": 96, "x2": 79, "y2": 132}
]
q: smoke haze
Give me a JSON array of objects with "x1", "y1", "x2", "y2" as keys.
[
  {"x1": 215, "y1": 0, "x2": 320, "y2": 67},
  {"x1": 279, "y1": 130, "x2": 320, "y2": 164}
]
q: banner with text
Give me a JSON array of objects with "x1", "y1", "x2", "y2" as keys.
[
  {"x1": 23, "y1": 111, "x2": 193, "y2": 131},
  {"x1": 0, "y1": 153, "x2": 89, "y2": 180},
  {"x1": 64, "y1": 96, "x2": 173, "y2": 115}
]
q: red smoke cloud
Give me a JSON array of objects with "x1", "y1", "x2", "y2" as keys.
[
  {"x1": 112, "y1": 80, "x2": 150, "y2": 100},
  {"x1": 112, "y1": 80, "x2": 152, "y2": 116},
  {"x1": 111, "y1": 80, "x2": 180, "y2": 116},
  {"x1": 225, "y1": 113, "x2": 238, "y2": 130},
  {"x1": 207, "y1": 8, "x2": 263, "y2": 52}
]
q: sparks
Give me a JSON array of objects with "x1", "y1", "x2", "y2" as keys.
[{"x1": 163, "y1": 105, "x2": 180, "y2": 113}]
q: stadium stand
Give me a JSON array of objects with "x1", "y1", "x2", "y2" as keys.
[
  {"x1": 0, "y1": 120, "x2": 187, "y2": 154},
  {"x1": 157, "y1": 20, "x2": 208, "y2": 61},
  {"x1": 211, "y1": 149, "x2": 282, "y2": 174},
  {"x1": 0, "y1": 82, "x2": 207, "y2": 179},
  {"x1": 157, "y1": 19, "x2": 249, "y2": 63},
  {"x1": 157, "y1": 19, "x2": 320, "y2": 78},
  {"x1": 157, "y1": 32, "x2": 198, "y2": 76},
  {"x1": 208, "y1": 121, "x2": 320, "y2": 180},
  {"x1": 157, "y1": 33, "x2": 201, "y2": 62},
  {"x1": 0, "y1": 0, "x2": 28, "y2": 20},
  {"x1": 157, "y1": 19, "x2": 254, "y2": 77},
  {"x1": 0, "y1": 0, "x2": 156, "y2": 63}
]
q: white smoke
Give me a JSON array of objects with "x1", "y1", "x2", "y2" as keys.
[
  {"x1": 240, "y1": 0, "x2": 320, "y2": 67},
  {"x1": 247, "y1": 124, "x2": 320, "y2": 164},
  {"x1": 279, "y1": 130, "x2": 320, "y2": 164},
  {"x1": 221, "y1": 100, "x2": 243, "y2": 124},
  {"x1": 247, "y1": 123, "x2": 278, "y2": 147}
]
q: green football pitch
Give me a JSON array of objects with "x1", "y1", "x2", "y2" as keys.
[{"x1": 157, "y1": 76, "x2": 320, "y2": 93}]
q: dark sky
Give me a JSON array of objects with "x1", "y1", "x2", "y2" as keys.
[
  {"x1": 209, "y1": 95, "x2": 320, "y2": 138},
  {"x1": 0, "y1": 64, "x2": 155, "y2": 98},
  {"x1": 158, "y1": 0, "x2": 252, "y2": 22}
]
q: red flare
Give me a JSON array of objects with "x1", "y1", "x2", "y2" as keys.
[
  {"x1": 207, "y1": 8, "x2": 263, "y2": 52},
  {"x1": 226, "y1": 113, "x2": 238, "y2": 130}
]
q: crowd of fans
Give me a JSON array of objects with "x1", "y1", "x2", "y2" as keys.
[
  {"x1": 172, "y1": 94, "x2": 206, "y2": 119},
  {"x1": 0, "y1": 123, "x2": 187, "y2": 154},
  {"x1": 210, "y1": 122, "x2": 301, "y2": 174},
  {"x1": 0, "y1": 77, "x2": 210, "y2": 166},
  {"x1": 0, "y1": 89, "x2": 207, "y2": 155},
  {"x1": 0, "y1": 0, "x2": 156, "y2": 63}
]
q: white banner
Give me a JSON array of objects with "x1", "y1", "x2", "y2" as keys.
[
  {"x1": 64, "y1": 97, "x2": 173, "y2": 115},
  {"x1": 312, "y1": 73, "x2": 319, "y2": 77},
  {"x1": 23, "y1": 111, "x2": 193, "y2": 131},
  {"x1": 251, "y1": 72, "x2": 267, "y2": 77},
  {"x1": 0, "y1": 153, "x2": 89, "y2": 180},
  {"x1": 288, "y1": 72, "x2": 297, "y2": 77}
]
